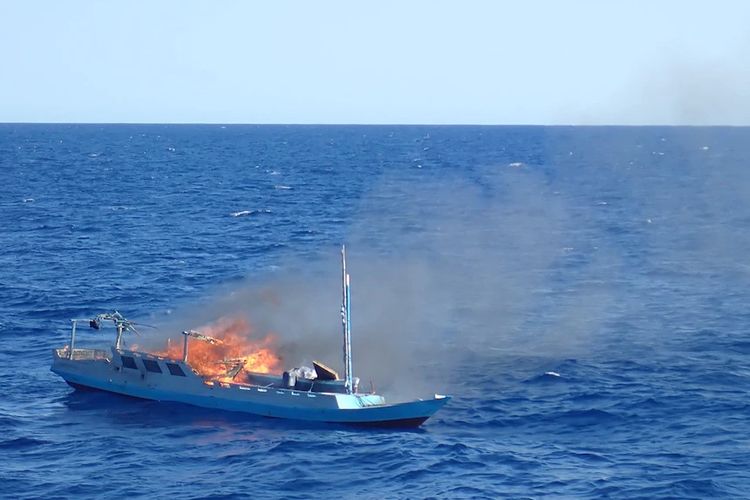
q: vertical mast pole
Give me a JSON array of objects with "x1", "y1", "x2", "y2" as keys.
[
  {"x1": 69, "y1": 320, "x2": 77, "y2": 360},
  {"x1": 346, "y1": 273, "x2": 353, "y2": 393},
  {"x1": 115, "y1": 322, "x2": 124, "y2": 350},
  {"x1": 341, "y1": 245, "x2": 353, "y2": 394}
]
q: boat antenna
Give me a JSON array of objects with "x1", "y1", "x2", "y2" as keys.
[
  {"x1": 87, "y1": 311, "x2": 145, "y2": 350},
  {"x1": 341, "y1": 245, "x2": 354, "y2": 394}
]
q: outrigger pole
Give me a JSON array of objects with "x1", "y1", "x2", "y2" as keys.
[
  {"x1": 70, "y1": 312, "x2": 151, "y2": 355},
  {"x1": 181, "y1": 330, "x2": 222, "y2": 363},
  {"x1": 341, "y1": 245, "x2": 354, "y2": 394},
  {"x1": 85, "y1": 311, "x2": 133, "y2": 350}
]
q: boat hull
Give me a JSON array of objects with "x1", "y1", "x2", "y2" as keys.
[{"x1": 52, "y1": 349, "x2": 450, "y2": 427}]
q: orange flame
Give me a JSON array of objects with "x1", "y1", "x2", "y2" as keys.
[{"x1": 155, "y1": 316, "x2": 281, "y2": 382}]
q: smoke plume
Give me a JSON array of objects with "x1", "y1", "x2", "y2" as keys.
[{"x1": 147, "y1": 161, "x2": 622, "y2": 400}]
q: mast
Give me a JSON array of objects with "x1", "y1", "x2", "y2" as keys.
[
  {"x1": 115, "y1": 321, "x2": 124, "y2": 350},
  {"x1": 69, "y1": 320, "x2": 77, "y2": 360},
  {"x1": 341, "y1": 245, "x2": 354, "y2": 393},
  {"x1": 182, "y1": 332, "x2": 189, "y2": 363}
]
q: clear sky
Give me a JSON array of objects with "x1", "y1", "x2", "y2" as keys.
[{"x1": 1, "y1": 1, "x2": 748, "y2": 125}]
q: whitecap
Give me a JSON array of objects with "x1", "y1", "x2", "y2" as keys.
[
  {"x1": 232, "y1": 209, "x2": 271, "y2": 217},
  {"x1": 508, "y1": 162, "x2": 524, "y2": 168},
  {"x1": 274, "y1": 185, "x2": 292, "y2": 190},
  {"x1": 544, "y1": 371, "x2": 561, "y2": 377}
]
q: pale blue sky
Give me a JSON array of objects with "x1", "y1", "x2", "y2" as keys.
[{"x1": 1, "y1": 1, "x2": 748, "y2": 124}]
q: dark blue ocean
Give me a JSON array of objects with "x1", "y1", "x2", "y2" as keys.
[{"x1": 1, "y1": 124, "x2": 749, "y2": 498}]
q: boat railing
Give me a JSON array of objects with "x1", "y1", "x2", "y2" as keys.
[{"x1": 57, "y1": 347, "x2": 111, "y2": 361}]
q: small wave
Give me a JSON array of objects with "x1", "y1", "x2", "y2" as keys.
[
  {"x1": 568, "y1": 450, "x2": 612, "y2": 463},
  {"x1": 728, "y1": 340, "x2": 750, "y2": 353},
  {"x1": 230, "y1": 209, "x2": 272, "y2": 217},
  {"x1": 0, "y1": 437, "x2": 50, "y2": 449},
  {"x1": 668, "y1": 478, "x2": 732, "y2": 497},
  {"x1": 525, "y1": 371, "x2": 564, "y2": 384},
  {"x1": 554, "y1": 408, "x2": 621, "y2": 427},
  {"x1": 274, "y1": 185, "x2": 292, "y2": 190},
  {"x1": 508, "y1": 162, "x2": 524, "y2": 168},
  {"x1": 434, "y1": 442, "x2": 472, "y2": 455},
  {"x1": 633, "y1": 397, "x2": 664, "y2": 409}
]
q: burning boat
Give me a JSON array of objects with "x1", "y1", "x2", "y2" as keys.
[{"x1": 51, "y1": 246, "x2": 450, "y2": 427}]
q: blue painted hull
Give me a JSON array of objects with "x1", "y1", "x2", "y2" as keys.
[{"x1": 52, "y1": 349, "x2": 450, "y2": 427}]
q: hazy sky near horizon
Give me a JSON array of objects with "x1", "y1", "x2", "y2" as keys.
[{"x1": 1, "y1": 1, "x2": 749, "y2": 125}]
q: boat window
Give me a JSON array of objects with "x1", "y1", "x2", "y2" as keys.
[
  {"x1": 143, "y1": 359, "x2": 162, "y2": 373},
  {"x1": 121, "y1": 356, "x2": 138, "y2": 370},
  {"x1": 166, "y1": 363, "x2": 186, "y2": 376}
]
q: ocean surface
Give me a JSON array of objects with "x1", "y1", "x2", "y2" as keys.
[{"x1": 1, "y1": 124, "x2": 749, "y2": 499}]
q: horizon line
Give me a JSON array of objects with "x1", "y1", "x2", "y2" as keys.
[{"x1": 1, "y1": 122, "x2": 748, "y2": 128}]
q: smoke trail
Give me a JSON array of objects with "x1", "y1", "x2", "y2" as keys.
[{"x1": 148, "y1": 161, "x2": 622, "y2": 400}]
